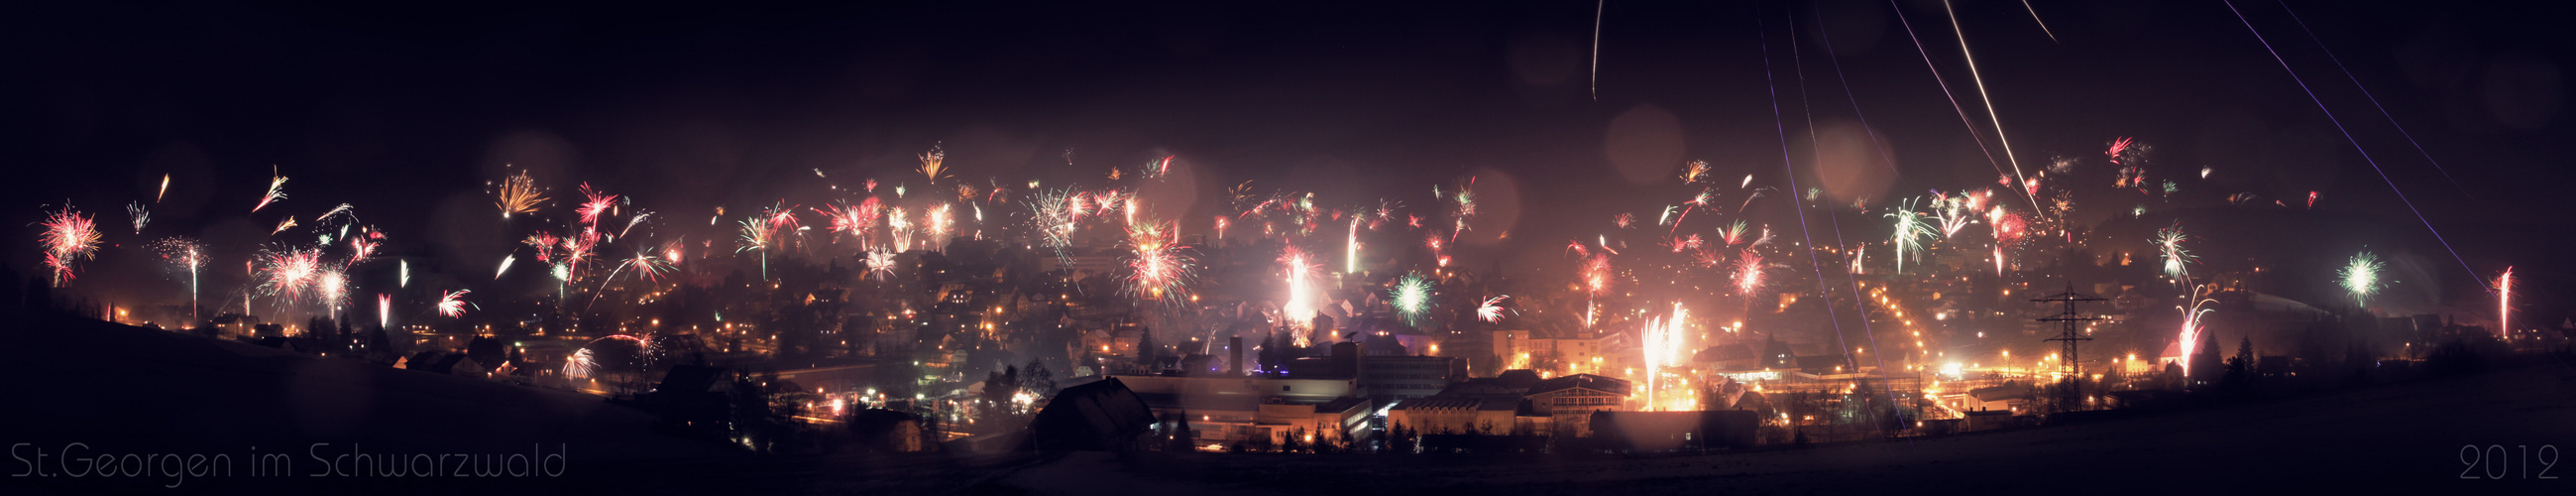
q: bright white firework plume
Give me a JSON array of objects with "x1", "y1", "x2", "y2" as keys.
[
  {"x1": 127, "y1": 202, "x2": 149, "y2": 234},
  {"x1": 2337, "y1": 252, "x2": 2386, "y2": 308},
  {"x1": 435, "y1": 290, "x2": 470, "y2": 317},
  {"x1": 2154, "y1": 222, "x2": 2194, "y2": 286},
  {"x1": 1476, "y1": 295, "x2": 1511, "y2": 323},
  {"x1": 1391, "y1": 271, "x2": 1433, "y2": 326},
  {"x1": 1886, "y1": 198, "x2": 1936, "y2": 274}
]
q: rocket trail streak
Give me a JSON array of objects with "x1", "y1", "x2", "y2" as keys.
[
  {"x1": 1590, "y1": 0, "x2": 1605, "y2": 101},
  {"x1": 2274, "y1": 0, "x2": 2469, "y2": 194},
  {"x1": 1790, "y1": 9, "x2": 1903, "y2": 424},
  {"x1": 1943, "y1": 0, "x2": 2040, "y2": 212},
  {"x1": 2220, "y1": 0, "x2": 2491, "y2": 299},
  {"x1": 1888, "y1": 0, "x2": 2007, "y2": 189},
  {"x1": 1754, "y1": 2, "x2": 1854, "y2": 386},
  {"x1": 1814, "y1": 1, "x2": 1901, "y2": 177},
  {"x1": 2019, "y1": 0, "x2": 2058, "y2": 43}
]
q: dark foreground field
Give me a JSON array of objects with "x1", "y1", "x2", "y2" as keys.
[
  {"x1": 568, "y1": 361, "x2": 2576, "y2": 495},
  {"x1": 8, "y1": 316, "x2": 2571, "y2": 494}
]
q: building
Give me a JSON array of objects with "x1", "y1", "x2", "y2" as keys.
[
  {"x1": 1521, "y1": 373, "x2": 1630, "y2": 435},
  {"x1": 1103, "y1": 374, "x2": 1370, "y2": 445},
  {"x1": 1358, "y1": 354, "x2": 1464, "y2": 405}
]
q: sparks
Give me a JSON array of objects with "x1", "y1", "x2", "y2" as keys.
[
  {"x1": 2496, "y1": 267, "x2": 2515, "y2": 337},
  {"x1": 2154, "y1": 222, "x2": 2194, "y2": 286},
  {"x1": 919, "y1": 146, "x2": 949, "y2": 184},
  {"x1": 1886, "y1": 198, "x2": 1936, "y2": 274},
  {"x1": 1391, "y1": 271, "x2": 1433, "y2": 326},
  {"x1": 127, "y1": 202, "x2": 150, "y2": 234},
  {"x1": 253, "y1": 174, "x2": 288, "y2": 212},
  {"x1": 436, "y1": 290, "x2": 470, "y2": 317},
  {"x1": 2337, "y1": 251, "x2": 2387, "y2": 308},
  {"x1": 1476, "y1": 295, "x2": 1511, "y2": 323},
  {"x1": 1733, "y1": 250, "x2": 1766, "y2": 296},
  {"x1": 495, "y1": 170, "x2": 549, "y2": 218},
  {"x1": 39, "y1": 204, "x2": 101, "y2": 286}
]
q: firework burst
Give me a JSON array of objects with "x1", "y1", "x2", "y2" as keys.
[
  {"x1": 1281, "y1": 247, "x2": 1321, "y2": 335},
  {"x1": 127, "y1": 201, "x2": 149, "y2": 234},
  {"x1": 918, "y1": 146, "x2": 949, "y2": 184},
  {"x1": 253, "y1": 174, "x2": 288, "y2": 212},
  {"x1": 1476, "y1": 295, "x2": 1511, "y2": 323},
  {"x1": 39, "y1": 204, "x2": 101, "y2": 285},
  {"x1": 1391, "y1": 271, "x2": 1433, "y2": 326},
  {"x1": 1886, "y1": 198, "x2": 1936, "y2": 274},
  {"x1": 577, "y1": 184, "x2": 618, "y2": 227},
  {"x1": 1733, "y1": 250, "x2": 1767, "y2": 296},
  {"x1": 495, "y1": 170, "x2": 549, "y2": 218},
  {"x1": 2154, "y1": 222, "x2": 2194, "y2": 286},
  {"x1": 1120, "y1": 219, "x2": 1195, "y2": 302},
  {"x1": 2337, "y1": 251, "x2": 2387, "y2": 308},
  {"x1": 435, "y1": 290, "x2": 470, "y2": 317}
]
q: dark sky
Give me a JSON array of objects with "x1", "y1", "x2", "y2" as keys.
[{"x1": 4, "y1": 0, "x2": 2570, "y2": 306}]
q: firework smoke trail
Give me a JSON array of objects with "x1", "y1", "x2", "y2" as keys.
[
  {"x1": 496, "y1": 255, "x2": 516, "y2": 280},
  {"x1": 2274, "y1": 1, "x2": 2467, "y2": 193},
  {"x1": 2178, "y1": 285, "x2": 2216, "y2": 376},
  {"x1": 2154, "y1": 222, "x2": 2194, "y2": 287},
  {"x1": 2496, "y1": 267, "x2": 2514, "y2": 336},
  {"x1": 2222, "y1": 0, "x2": 2488, "y2": 299},
  {"x1": 1477, "y1": 296, "x2": 1511, "y2": 323},
  {"x1": 2337, "y1": 251, "x2": 2386, "y2": 308},
  {"x1": 1888, "y1": 0, "x2": 2009, "y2": 194},
  {"x1": 1942, "y1": 0, "x2": 2039, "y2": 212},
  {"x1": 1391, "y1": 271, "x2": 1433, "y2": 326},
  {"x1": 1885, "y1": 198, "x2": 1935, "y2": 274},
  {"x1": 39, "y1": 204, "x2": 102, "y2": 286},
  {"x1": 436, "y1": 290, "x2": 470, "y2": 317},
  {"x1": 495, "y1": 170, "x2": 549, "y2": 218},
  {"x1": 1281, "y1": 248, "x2": 1321, "y2": 343},
  {"x1": 127, "y1": 202, "x2": 149, "y2": 234},
  {"x1": 254, "y1": 174, "x2": 287, "y2": 212},
  {"x1": 1733, "y1": 250, "x2": 1766, "y2": 296}
]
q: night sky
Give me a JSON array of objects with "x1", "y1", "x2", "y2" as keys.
[{"x1": 4, "y1": 1, "x2": 2570, "y2": 315}]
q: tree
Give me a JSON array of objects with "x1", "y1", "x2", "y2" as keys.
[
  {"x1": 1022, "y1": 359, "x2": 1059, "y2": 398},
  {"x1": 2221, "y1": 336, "x2": 2257, "y2": 391},
  {"x1": 1166, "y1": 411, "x2": 1196, "y2": 451}
]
